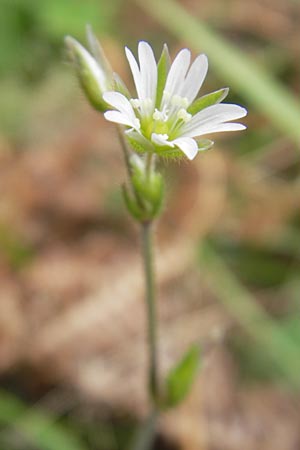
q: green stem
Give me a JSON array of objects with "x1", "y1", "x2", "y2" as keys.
[
  {"x1": 141, "y1": 221, "x2": 159, "y2": 401},
  {"x1": 131, "y1": 409, "x2": 159, "y2": 450},
  {"x1": 116, "y1": 124, "x2": 132, "y2": 178}
]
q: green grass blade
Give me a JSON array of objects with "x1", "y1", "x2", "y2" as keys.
[
  {"x1": 0, "y1": 390, "x2": 88, "y2": 450},
  {"x1": 199, "y1": 243, "x2": 300, "y2": 388}
]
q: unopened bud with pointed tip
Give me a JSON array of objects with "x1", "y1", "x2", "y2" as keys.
[{"x1": 65, "y1": 32, "x2": 113, "y2": 112}]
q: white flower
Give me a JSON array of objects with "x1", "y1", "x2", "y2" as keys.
[{"x1": 103, "y1": 41, "x2": 247, "y2": 160}]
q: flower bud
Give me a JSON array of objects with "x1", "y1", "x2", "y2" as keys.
[
  {"x1": 65, "y1": 34, "x2": 112, "y2": 112},
  {"x1": 130, "y1": 153, "x2": 146, "y2": 174},
  {"x1": 122, "y1": 155, "x2": 165, "y2": 223}
]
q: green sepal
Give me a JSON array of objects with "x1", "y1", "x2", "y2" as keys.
[
  {"x1": 155, "y1": 44, "x2": 171, "y2": 108},
  {"x1": 154, "y1": 145, "x2": 185, "y2": 160},
  {"x1": 76, "y1": 62, "x2": 107, "y2": 112},
  {"x1": 127, "y1": 136, "x2": 145, "y2": 154},
  {"x1": 127, "y1": 132, "x2": 155, "y2": 154},
  {"x1": 149, "y1": 173, "x2": 164, "y2": 217},
  {"x1": 163, "y1": 345, "x2": 201, "y2": 409},
  {"x1": 123, "y1": 155, "x2": 165, "y2": 222},
  {"x1": 122, "y1": 185, "x2": 144, "y2": 221},
  {"x1": 113, "y1": 72, "x2": 131, "y2": 99},
  {"x1": 187, "y1": 88, "x2": 229, "y2": 115},
  {"x1": 130, "y1": 158, "x2": 165, "y2": 220},
  {"x1": 133, "y1": 171, "x2": 164, "y2": 217},
  {"x1": 65, "y1": 36, "x2": 109, "y2": 112},
  {"x1": 197, "y1": 139, "x2": 214, "y2": 151}
]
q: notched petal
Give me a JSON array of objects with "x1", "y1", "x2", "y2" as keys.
[{"x1": 181, "y1": 53, "x2": 208, "y2": 103}]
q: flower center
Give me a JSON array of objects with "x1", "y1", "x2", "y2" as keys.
[
  {"x1": 151, "y1": 93, "x2": 192, "y2": 134},
  {"x1": 170, "y1": 94, "x2": 189, "y2": 109},
  {"x1": 130, "y1": 93, "x2": 192, "y2": 142},
  {"x1": 176, "y1": 108, "x2": 192, "y2": 123},
  {"x1": 130, "y1": 97, "x2": 154, "y2": 117}
]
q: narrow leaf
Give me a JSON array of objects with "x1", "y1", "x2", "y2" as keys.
[
  {"x1": 0, "y1": 390, "x2": 87, "y2": 450},
  {"x1": 165, "y1": 345, "x2": 200, "y2": 408}
]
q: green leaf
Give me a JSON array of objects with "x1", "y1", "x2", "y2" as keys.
[
  {"x1": 0, "y1": 223, "x2": 34, "y2": 269},
  {"x1": 199, "y1": 242, "x2": 300, "y2": 389},
  {"x1": 164, "y1": 345, "x2": 200, "y2": 408},
  {"x1": 187, "y1": 88, "x2": 229, "y2": 115},
  {"x1": 0, "y1": 390, "x2": 87, "y2": 450},
  {"x1": 155, "y1": 44, "x2": 170, "y2": 108}
]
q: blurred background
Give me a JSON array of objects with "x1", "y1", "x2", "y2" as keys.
[{"x1": 1, "y1": 0, "x2": 300, "y2": 449}]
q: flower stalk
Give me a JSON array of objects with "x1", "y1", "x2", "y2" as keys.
[{"x1": 141, "y1": 221, "x2": 159, "y2": 402}]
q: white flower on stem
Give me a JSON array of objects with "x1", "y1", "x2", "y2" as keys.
[{"x1": 103, "y1": 42, "x2": 247, "y2": 160}]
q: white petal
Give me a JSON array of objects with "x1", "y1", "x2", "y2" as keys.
[
  {"x1": 103, "y1": 91, "x2": 135, "y2": 116},
  {"x1": 151, "y1": 133, "x2": 174, "y2": 147},
  {"x1": 138, "y1": 41, "x2": 157, "y2": 102},
  {"x1": 125, "y1": 46, "x2": 143, "y2": 99},
  {"x1": 104, "y1": 110, "x2": 140, "y2": 129},
  {"x1": 103, "y1": 91, "x2": 140, "y2": 130},
  {"x1": 162, "y1": 48, "x2": 191, "y2": 106},
  {"x1": 180, "y1": 54, "x2": 208, "y2": 104},
  {"x1": 183, "y1": 122, "x2": 246, "y2": 138},
  {"x1": 198, "y1": 122, "x2": 246, "y2": 134},
  {"x1": 172, "y1": 137, "x2": 199, "y2": 160},
  {"x1": 182, "y1": 103, "x2": 247, "y2": 137}
]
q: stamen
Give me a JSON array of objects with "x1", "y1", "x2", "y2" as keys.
[
  {"x1": 140, "y1": 98, "x2": 154, "y2": 116},
  {"x1": 163, "y1": 90, "x2": 171, "y2": 101},
  {"x1": 151, "y1": 133, "x2": 171, "y2": 147},
  {"x1": 153, "y1": 108, "x2": 168, "y2": 122},
  {"x1": 130, "y1": 99, "x2": 141, "y2": 108},
  {"x1": 171, "y1": 95, "x2": 189, "y2": 108},
  {"x1": 143, "y1": 98, "x2": 153, "y2": 109},
  {"x1": 182, "y1": 97, "x2": 189, "y2": 108},
  {"x1": 177, "y1": 108, "x2": 192, "y2": 123},
  {"x1": 133, "y1": 117, "x2": 141, "y2": 129}
]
